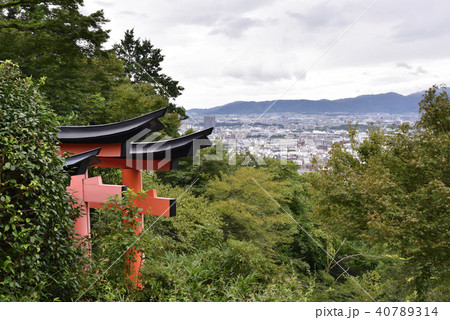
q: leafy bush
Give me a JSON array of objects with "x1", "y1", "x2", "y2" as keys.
[
  {"x1": 0, "y1": 61, "x2": 83, "y2": 301},
  {"x1": 312, "y1": 86, "x2": 450, "y2": 301},
  {"x1": 78, "y1": 190, "x2": 145, "y2": 301}
]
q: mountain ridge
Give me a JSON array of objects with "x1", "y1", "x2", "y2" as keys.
[{"x1": 189, "y1": 91, "x2": 424, "y2": 115}]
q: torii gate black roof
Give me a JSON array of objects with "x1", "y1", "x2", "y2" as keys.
[
  {"x1": 64, "y1": 148, "x2": 101, "y2": 176},
  {"x1": 58, "y1": 109, "x2": 214, "y2": 167},
  {"x1": 129, "y1": 127, "x2": 214, "y2": 160},
  {"x1": 57, "y1": 108, "x2": 167, "y2": 144}
]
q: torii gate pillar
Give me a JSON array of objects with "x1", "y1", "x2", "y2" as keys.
[{"x1": 122, "y1": 168, "x2": 144, "y2": 288}]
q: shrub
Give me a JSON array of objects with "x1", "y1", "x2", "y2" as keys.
[{"x1": 0, "y1": 61, "x2": 82, "y2": 301}]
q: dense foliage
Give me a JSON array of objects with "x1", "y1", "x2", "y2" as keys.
[
  {"x1": 312, "y1": 85, "x2": 449, "y2": 301},
  {"x1": 79, "y1": 174, "x2": 317, "y2": 302},
  {"x1": 0, "y1": 0, "x2": 111, "y2": 116},
  {"x1": 0, "y1": 0, "x2": 447, "y2": 302},
  {"x1": 76, "y1": 88, "x2": 449, "y2": 302},
  {"x1": 114, "y1": 29, "x2": 184, "y2": 100},
  {"x1": 1, "y1": 57, "x2": 448, "y2": 301},
  {"x1": 0, "y1": 62, "x2": 83, "y2": 301},
  {"x1": 0, "y1": 0, "x2": 185, "y2": 134}
]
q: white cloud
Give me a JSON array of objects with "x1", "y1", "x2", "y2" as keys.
[{"x1": 82, "y1": 0, "x2": 450, "y2": 109}]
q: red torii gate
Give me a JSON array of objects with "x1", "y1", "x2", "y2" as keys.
[{"x1": 61, "y1": 108, "x2": 213, "y2": 288}]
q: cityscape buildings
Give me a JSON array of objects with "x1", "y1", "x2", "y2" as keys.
[{"x1": 182, "y1": 112, "x2": 419, "y2": 172}]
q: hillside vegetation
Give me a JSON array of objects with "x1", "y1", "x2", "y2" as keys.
[{"x1": 0, "y1": 1, "x2": 448, "y2": 301}]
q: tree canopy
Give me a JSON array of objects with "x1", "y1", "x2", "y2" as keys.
[
  {"x1": 114, "y1": 29, "x2": 184, "y2": 99},
  {"x1": 0, "y1": 0, "x2": 114, "y2": 115},
  {"x1": 0, "y1": 1, "x2": 187, "y2": 132},
  {"x1": 312, "y1": 85, "x2": 449, "y2": 300},
  {"x1": 113, "y1": 29, "x2": 187, "y2": 122}
]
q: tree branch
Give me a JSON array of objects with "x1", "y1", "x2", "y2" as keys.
[{"x1": 0, "y1": 0, "x2": 43, "y2": 10}]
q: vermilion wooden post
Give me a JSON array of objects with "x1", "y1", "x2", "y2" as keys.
[
  {"x1": 122, "y1": 168, "x2": 144, "y2": 288},
  {"x1": 68, "y1": 173, "x2": 90, "y2": 249}
]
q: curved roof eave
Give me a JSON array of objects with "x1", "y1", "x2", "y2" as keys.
[
  {"x1": 128, "y1": 127, "x2": 214, "y2": 160},
  {"x1": 58, "y1": 108, "x2": 167, "y2": 144},
  {"x1": 64, "y1": 148, "x2": 101, "y2": 176}
]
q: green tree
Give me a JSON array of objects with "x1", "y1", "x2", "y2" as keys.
[
  {"x1": 78, "y1": 190, "x2": 146, "y2": 301},
  {"x1": 205, "y1": 167, "x2": 297, "y2": 259},
  {"x1": 0, "y1": 0, "x2": 115, "y2": 116},
  {"x1": 0, "y1": 61, "x2": 83, "y2": 301},
  {"x1": 155, "y1": 142, "x2": 235, "y2": 194},
  {"x1": 114, "y1": 29, "x2": 184, "y2": 99},
  {"x1": 103, "y1": 82, "x2": 180, "y2": 136},
  {"x1": 312, "y1": 85, "x2": 450, "y2": 301},
  {"x1": 114, "y1": 29, "x2": 187, "y2": 122},
  {"x1": 136, "y1": 179, "x2": 313, "y2": 302}
]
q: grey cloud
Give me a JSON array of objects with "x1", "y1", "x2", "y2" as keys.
[
  {"x1": 396, "y1": 62, "x2": 413, "y2": 70},
  {"x1": 119, "y1": 11, "x2": 137, "y2": 16},
  {"x1": 224, "y1": 62, "x2": 305, "y2": 82},
  {"x1": 394, "y1": 19, "x2": 450, "y2": 42},
  {"x1": 373, "y1": 0, "x2": 450, "y2": 42},
  {"x1": 304, "y1": 0, "x2": 450, "y2": 69},
  {"x1": 210, "y1": 17, "x2": 264, "y2": 38},
  {"x1": 120, "y1": 0, "x2": 277, "y2": 40},
  {"x1": 185, "y1": 14, "x2": 218, "y2": 26},
  {"x1": 414, "y1": 67, "x2": 427, "y2": 75},
  {"x1": 100, "y1": 0, "x2": 450, "y2": 107},
  {"x1": 288, "y1": 3, "x2": 360, "y2": 30},
  {"x1": 162, "y1": 0, "x2": 275, "y2": 27},
  {"x1": 164, "y1": 0, "x2": 276, "y2": 38},
  {"x1": 396, "y1": 63, "x2": 428, "y2": 75}
]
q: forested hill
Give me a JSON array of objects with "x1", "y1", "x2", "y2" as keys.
[{"x1": 191, "y1": 91, "x2": 423, "y2": 115}]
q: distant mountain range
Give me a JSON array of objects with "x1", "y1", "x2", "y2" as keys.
[{"x1": 189, "y1": 92, "x2": 424, "y2": 115}]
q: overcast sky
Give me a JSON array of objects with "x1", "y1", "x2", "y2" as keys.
[{"x1": 83, "y1": 0, "x2": 450, "y2": 109}]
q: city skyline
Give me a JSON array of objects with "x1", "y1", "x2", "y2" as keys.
[{"x1": 182, "y1": 112, "x2": 419, "y2": 171}]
